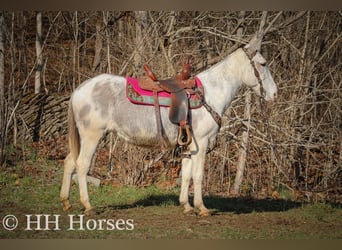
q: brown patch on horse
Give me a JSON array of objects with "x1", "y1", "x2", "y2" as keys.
[
  {"x1": 79, "y1": 104, "x2": 91, "y2": 120},
  {"x1": 92, "y1": 81, "x2": 113, "y2": 118},
  {"x1": 83, "y1": 119, "x2": 90, "y2": 128}
]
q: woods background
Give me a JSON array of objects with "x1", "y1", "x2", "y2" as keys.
[{"x1": 0, "y1": 11, "x2": 341, "y2": 203}]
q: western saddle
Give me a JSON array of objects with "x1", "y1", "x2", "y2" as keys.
[{"x1": 138, "y1": 58, "x2": 198, "y2": 151}]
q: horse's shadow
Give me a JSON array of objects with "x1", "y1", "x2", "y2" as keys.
[
  {"x1": 204, "y1": 195, "x2": 302, "y2": 214},
  {"x1": 98, "y1": 194, "x2": 302, "y2": 215}
]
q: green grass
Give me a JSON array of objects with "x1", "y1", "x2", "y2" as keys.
[{"x1": 0, "y1": 152, "x2": 341, "y2": 239}]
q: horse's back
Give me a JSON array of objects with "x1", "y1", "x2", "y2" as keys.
[
  {"x1": 73, "y1": 74, "x2": 125, "y2": 97},
  {"x1": 71, "y1": 74, "x2": 125, "y2": 107}
]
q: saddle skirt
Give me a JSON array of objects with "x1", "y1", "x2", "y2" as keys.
[{"x1": 126, "y1": 76, "x2": 204, "y2": 109}]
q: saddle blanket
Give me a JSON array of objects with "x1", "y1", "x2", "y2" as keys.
[{"x1": 126, "y1": 76, "x2": 204, "y2": 109}]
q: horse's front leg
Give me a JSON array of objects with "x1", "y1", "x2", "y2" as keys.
[
  {"x1": 179, "y1": 157, "x2": 194, "y2": 214},
  {"x1": 192, "y1": 138, "x2": 211, "y2": 216}
]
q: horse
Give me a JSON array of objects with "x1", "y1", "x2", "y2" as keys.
[{"x1": 60, "y1": 39, "x2": 277, "y2": 216}]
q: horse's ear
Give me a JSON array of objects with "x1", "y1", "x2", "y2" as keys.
[
  {"x1": 245, "y1": 12, "x2": 267, "y2": 56},
  {"x1": 244, "y1": 34, "x2": 263, "y2": 56}
]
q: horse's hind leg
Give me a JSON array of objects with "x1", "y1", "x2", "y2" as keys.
[
  {"x1": 60, "y1": 153, "x2": 76, "y2": 211},
  {"x1": 76, "y1": 130, "x2": 102, "y2": 215}
]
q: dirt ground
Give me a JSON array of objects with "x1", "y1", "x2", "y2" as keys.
[
  {"x1": 0, "y1": 145, "x2": 341, "y2": 239},
  {"x1": 1, "y1": 189, "x2": 341, "y2": 239}
]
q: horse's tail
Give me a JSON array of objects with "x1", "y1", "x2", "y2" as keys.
[{"x1": 68, "y1": 98, "x2": 80, "y2": 162}]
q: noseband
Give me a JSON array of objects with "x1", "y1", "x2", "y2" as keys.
[{"x1": 242, "y1": 47, "x2": 265, "y2": 98}]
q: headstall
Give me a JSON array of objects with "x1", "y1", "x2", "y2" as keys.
[{"x1": 242, "y1": 47, "x2": 265, "y2": 98}]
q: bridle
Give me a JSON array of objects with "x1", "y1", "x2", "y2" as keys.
[
  {"x1": 242, "y1": 47, "x2": 265, "y2": 99},
  {"x1": 242, "y1": 47, "x2": 270, "y2": 136}
]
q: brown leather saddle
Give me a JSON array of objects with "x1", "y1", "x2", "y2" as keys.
[{"x1": 138, "y1": 58, "x2": 198, "y2": 149}]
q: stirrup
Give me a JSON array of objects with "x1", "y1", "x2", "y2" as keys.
[{"x1": 177, "y1": 124, "x2": 192, "y2": 146}]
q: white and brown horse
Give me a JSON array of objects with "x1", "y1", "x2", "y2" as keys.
[{"x1": 60, "y1": 39, "x2": 277, "y2": 216}]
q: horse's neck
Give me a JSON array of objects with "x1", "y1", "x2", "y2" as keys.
[{"x1": 197, "y1": 50, "x2": 244, "y2": 115}]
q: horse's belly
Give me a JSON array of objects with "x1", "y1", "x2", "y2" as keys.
[{"x1": 116, "y1": 129, "x2": 177, "y2": 148}]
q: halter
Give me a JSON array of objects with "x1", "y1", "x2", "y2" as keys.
[{"x1": 242, "y1": 47, "x2": 265, "y2": 98}]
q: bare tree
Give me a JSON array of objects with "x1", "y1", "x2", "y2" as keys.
[
  {"x1": 0, "y1": 11, "x2": 5, "y2": 166},
  {"x1": 103, "y1": 11, "x2": 112, "y2": 74},
  {"x1": 233, "y1": 11, "x2": 269, "y2": 194},
  {"x1": 92, "y1": 19, "x2": 102, "y2": 73},
  {"x1": 134, "y1": 11, "x2": 147, "y2": 72},
  {"x1": 72, "y1": 11, "x2": 79, "y2": 89},
  {"x1": 35, "y1": 12, "x2": 43, "y2": 94},
  {"x1": 232, "y1": 11, "x2": 247, "y2": 194}
]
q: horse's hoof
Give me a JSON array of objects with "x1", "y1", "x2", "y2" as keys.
[
  {"x1": 62, "y1": 200, "x2": 72, "y2": 212},
  {"x1": 84, "y1": 207, "x2": 96, "y2": 216},
  {"x1": 199, "y1": 209, "x2": 211, "y2": 217},
  {"x1": 63, "y1": 204, "x2": 72, "y2": 212},
  {"x1": 183, "y1": 207, "x2": 195, "y2": 216}
]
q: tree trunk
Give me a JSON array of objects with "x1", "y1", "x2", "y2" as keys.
[
  {"x1": 232, "y1": 11, "x2": 247, "y2": 195},
  {"x1": 0, "y1": 11, "x2": 5, "y2": 166},
  {"x1": 103, "y1": 11, "x2": 112, "y2": 74},
  {"x1": 92, "y1": 20, "x2": 102, "y2": 72},
  {"x1": 233, "y1": 11, "x2": 267, "y2": 195},
  {"x1": 233, "y1": 91, "x2": 251, "y2": 194},
  {"x1": 134, "y1": 11, "x2": 147, "y2": 72},
  {"x1": 72, "y1": 11, "x2": 79, "y2": 90},
  {"x1": 166, "y1": 11, "x2": 176, "y2": 76},
  {"x1": 34, "y1": 12, "x2": 43, "y2": 94}
]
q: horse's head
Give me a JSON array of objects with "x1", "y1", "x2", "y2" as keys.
[{"x1": 241, "y1": 37, "x2": 277, "y2": 102}]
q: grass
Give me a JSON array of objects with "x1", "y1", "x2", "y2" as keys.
[{"x1": 0, "y1": 150, "x2": 341, "y2": 239}]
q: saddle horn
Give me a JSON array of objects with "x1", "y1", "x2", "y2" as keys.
[{"x1": 178, "y1": 56, "x2": 193, "y2": 80}]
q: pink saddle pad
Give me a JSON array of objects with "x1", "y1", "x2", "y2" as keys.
[{"x1": 126, "y1": 76, "x2": 204, "y2": 109}]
